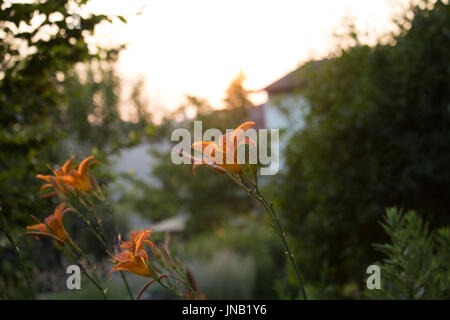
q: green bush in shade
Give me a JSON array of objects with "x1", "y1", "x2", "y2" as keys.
[
  {"x1": 279, "y1": 0, "x2": 450, "y2": 295},
  {"x1": 367, "y1": 207, "x2": 450, "y2": 299}
]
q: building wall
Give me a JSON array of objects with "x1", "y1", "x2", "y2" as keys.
[{"x1": 262, "y1": 92, "x2": 309, "y2": 174}]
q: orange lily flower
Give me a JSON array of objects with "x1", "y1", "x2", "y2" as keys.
[
  {"x1": 110, "y1": 250, "x2": 153, "y2": 278},
  {"x1": 191, "y1": 121, "x2": 256, "y2": 174},
  {"x1": 120, "y1": 228, "x2": 154, "y2": 254},
  {"x1": 111, "y1": 229, "x2": 155, "y2": 278},
  {"x1": 36, "y1": 155, "x2": 76, "y2": 196},
  {"x1": 26, "y1": 202, "x2": 73, "y2": 244},
  {"x1": 37, "y1": 155, "x2": 100, "y2": 195},
  {"x1": 54, "y1": 156, "x2": 100, "y2": 193}
]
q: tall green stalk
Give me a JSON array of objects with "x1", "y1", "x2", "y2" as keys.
[
  {"x1": 253, "y1": 189, "x2": 308, "y2": 300},
  {"x1": 0, "y1": 212, "x2": 36, "y2": 300},
  {"x1": 62, "y1": 241, "x2": 107, "y2": 299},
  {"x1": 223, "y1": 168, "x2": 308, "y2": 300},
  {"x1": 101, "y1": 201, "x2": 135, "y2": 300},
  {"x1": 72, "y1": 201, "x2": 134, "y2": 300}
]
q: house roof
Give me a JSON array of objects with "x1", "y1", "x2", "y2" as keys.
[{"x1": 262, "y1": 59, "x2": 327, "y2": 94}]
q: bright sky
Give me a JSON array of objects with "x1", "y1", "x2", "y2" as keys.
[{"x1": 84, "y1": 0, "x2": 411, "y2": 116}]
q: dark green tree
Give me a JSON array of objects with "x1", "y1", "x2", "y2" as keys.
[
  {"x1": 0, "y1": 0, "x2": 126, "y2": 298},
  {"x1": 279, "y1": 0, "x2": 450, "y2": 295},
  {"x1": 0, "y1": 0, "x2": 125, "y2": 225}
]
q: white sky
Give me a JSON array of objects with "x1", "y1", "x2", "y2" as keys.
[{"x1": 84, "y1": 0, "x2": 411, "y2": 115}]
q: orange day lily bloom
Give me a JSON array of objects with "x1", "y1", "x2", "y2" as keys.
[
  {"x1": 36, "y1": 155, "x2": 76, "y2": 196},
  {"x1": 191, "y1": 121, "x2": 256, "y2": 174},
  {"x1": 110, "y1": 250, "x2": 153, "y2": 278},
  {"x1": 36, "y1": 155, "x2": 100, "y2": 195},
  {"x1": 26, "y1": 202, "x2": 73, "y2": 244},
  {"x1": 120, "y1": 228, "x2": 154, "y2": 254},
  {"x1": 111, "y1": 229, "x2": 154, "y2": 278},
  {"x1": 54, "y1": 155, "x2": 100, "y2": 193}
]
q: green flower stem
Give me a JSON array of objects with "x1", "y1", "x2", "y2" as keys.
[
  {"x1": 224, "y1": 169, "x2": 308, "y2": 300},
  {"x1": 63, "y1": 242, "x2": 107, "y2": 299},
  {"x1": 135, "y1": 275, "x2": 186, "y2": 300},
  {"x1": 180, "y1": 273, "x2": 201, "y2": 300},
  {"x1": 103, "y1": 201, "x2": 135, "y2": 300},
  {"x1": 79, "y1": 264, "x2": 106, "y2": 299},
  {"x1": 77, "y1": 200, "x2": 134, "y2": 300},
  {"x1": 119, "y1": 270, "x2": 134, "y2": 299},
  {"x1": 136, "y1": 278, "x2": 157, "y2": 300},
  {"x1": 253, "y1": 190, "x2": 308, "y2": 300},
  {"x1": 171, "y1": 265, "x2": 201, "y2": 300},
  {"x1": 71, "y1": 202, "x2": 134, "y2": 300},
  {"x1": 0, "y1": 212, "x2": 36, "y2": 300},
  {"x1": 73, "y1": 210, "x2": 110, "y2": 249}
]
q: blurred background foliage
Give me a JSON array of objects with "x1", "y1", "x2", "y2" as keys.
[
  {"x1": 0, "y1": 0, "x2": 146, "y2": 298},
  {"x1": 366, "y1": 207, "x2": 450, "y2": 300},
  {"x1": 278, "y1": 0, "x2": 450, "y2": 297},
  {"x1": 117, "y1": 71, "x2": 255, "y2": 233},
  {"x1": 1, "y1": 0, "x2": 449, "y2": 299}
]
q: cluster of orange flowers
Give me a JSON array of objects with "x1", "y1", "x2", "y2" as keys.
[
  {"x1": 26, "y1": 155, "x2": 100, "y2": 244},
  {"x1": 36, "y1": 155, "x2": 100, "y2": 198},
  {"x1": 27, "y1": 156, "x2": 156, "y2": 279},
  {"x1": 28, "y1": 121, "x2": 256, "y2": 281}
]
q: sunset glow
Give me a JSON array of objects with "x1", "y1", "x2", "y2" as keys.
[{"x1": 84, "y1": 0, "x2": 411, "y2": 113}]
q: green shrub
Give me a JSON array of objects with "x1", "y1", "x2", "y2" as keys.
[
  {"x1": 367, "y1": 207, "x2": 450, "y2": 299},
  {"x1": 279, "y1": 0, "x2": 450, "y2": 292}
]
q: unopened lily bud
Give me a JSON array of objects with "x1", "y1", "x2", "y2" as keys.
[
  {"x1": 149, "y1": 244, "x2": 162, "y2": 262},
  {"x1": 158, "y1": 243, "x2": 176, "y2": 269},
  {"x1": 91, "y1": 176, "x2": 105, "y2": 201}
]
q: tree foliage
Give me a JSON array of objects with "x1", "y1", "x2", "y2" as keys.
[
  {"x1": 0, "y1": 0, "x2": 127, "y2": 298},
  {"x1": 279, "y1": 0, "x2": 450, "y2": 292},
  {"x1": 62, "y1": 62, "x2": 151, "y2": 154},
  {"x1": 0, "y1": 0, "x2": 125, "y2": 225}
]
